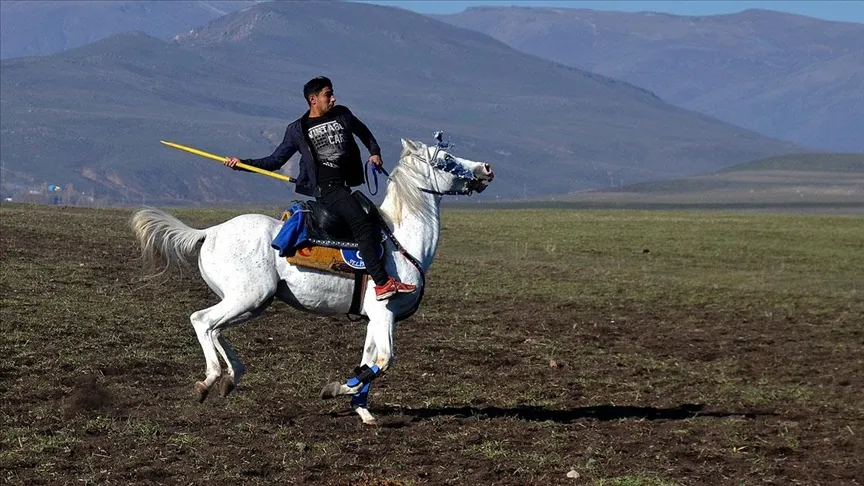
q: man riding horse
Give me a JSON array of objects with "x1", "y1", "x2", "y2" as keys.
[{"x1": 224, "y1": 76, "x2": 416, "y2": 301}]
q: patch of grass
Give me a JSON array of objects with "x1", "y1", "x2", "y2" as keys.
[
  {"x1": 169, "y1": 432, "x2": 202, "y2": 447},
  {"x1": 470, "y1": 439, "x2": 509, "y2": 459},
  {"x1": 127, "y1": 418, "x2": 162, "y2": 438},
  {"x1": 5, "y1": 428, "x2": 81, "y2": 455},
  {"x1": 82, "y1": 416, "x2": 117, "y2": 435},
  {"x1": 434, "y1": 209, "x2": 864, "y2": 311},
  {"x1": 719, "y1": 153, "x2": 864, "y2": 173}
]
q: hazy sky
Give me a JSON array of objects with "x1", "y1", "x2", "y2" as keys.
[{"x1": 355, "y1": 1, "x2": 864, "y2": 23}]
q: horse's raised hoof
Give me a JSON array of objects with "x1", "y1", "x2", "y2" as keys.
[
  {"x1": 320, "y1": 381, "x2": 343, "y2": 400},
  {"x1": 194, "y1": 381, "x2": 210, "y2": 403},
  {"x1": 219, "y1": 375, "x2": 235, "y2": 397}
]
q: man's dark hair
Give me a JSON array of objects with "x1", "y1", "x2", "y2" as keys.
[{"x1": 303, "y1": 76, "x2": 332, "y2": 106}]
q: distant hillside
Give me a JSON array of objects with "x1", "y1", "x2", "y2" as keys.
[
  {"x1": 0, "y1": 0, "x2": 262, "y2": 59},
  {"x1": 435, "y1": 7, "x2": 864, "y2": 153},
  {"x1": 561, "y1": 153, "x2": 863, "y2": 208},
  {"x1": 0, "y1": 2, "x2": 802, "y2": 205},
  {"x1": 717, "y1": 153, "x2": 864, "y2": 173}
]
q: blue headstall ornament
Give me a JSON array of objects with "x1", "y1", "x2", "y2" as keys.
[
  {"x1": 433, "y1": 131, "x2": 453, "y2": 148},
  {"x1": 431, "y1": 153, "x2": 476, "y2": 180},
  {"x1": 431, "y1": 130, "x2": 454, "y2": 158},
  {"x1": 414, "y1": 130, "x2": 478, "y2": 196},
  {"x1": 430, "y1": 131, "x2": 475, "y2": 181}
]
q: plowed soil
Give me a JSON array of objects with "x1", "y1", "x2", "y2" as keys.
[{"x1": 1, "y1": 205, "x2": 861, "y2": 485}]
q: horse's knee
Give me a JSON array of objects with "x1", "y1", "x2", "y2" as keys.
[{"x1": 375, "y1": 354, "x2": 395, "y2": 373}]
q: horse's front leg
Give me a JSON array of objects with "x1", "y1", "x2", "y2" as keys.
[{"x1": 320, "y1": 313, "x2": 395, "y2": 425}]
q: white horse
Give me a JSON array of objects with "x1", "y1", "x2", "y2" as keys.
[{"x1": 131, "y1": 137, "x2": 494, "y2": 424}]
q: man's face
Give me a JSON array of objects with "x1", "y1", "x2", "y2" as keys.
[{"x1": 309, "y1": 86, "x2": 336, "y2": 114}]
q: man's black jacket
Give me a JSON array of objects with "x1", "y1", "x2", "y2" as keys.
[{"x1": 242, "y1": 105, "x2": 381, "y2": 197}]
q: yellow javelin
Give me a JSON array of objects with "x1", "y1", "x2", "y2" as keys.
[{"x1": 160, "y1": 140, "x2": 295, "y2": 183}]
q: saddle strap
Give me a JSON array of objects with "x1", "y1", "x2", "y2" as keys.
[{"x1": 349, "y1": 271, "x2": 369, "y2": 317}]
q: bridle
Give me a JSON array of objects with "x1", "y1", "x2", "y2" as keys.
[{"x1": 365, "y1": 134, "x2": 480, "y2": 196}]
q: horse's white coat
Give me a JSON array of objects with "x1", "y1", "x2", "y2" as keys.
[{"x1": 131, "y1": 138, "x2": 494, "y2": 423}]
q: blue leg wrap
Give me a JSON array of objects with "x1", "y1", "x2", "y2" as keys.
[
  {"x1": 351, "y1": 382, "x2": 372, "y2": 408},
  {"x1": 346, "y1": 364, "x2": 379, "y2": 408},
  {"x1": 346, "y1": 364, "x2": 380, "y2": 387}
]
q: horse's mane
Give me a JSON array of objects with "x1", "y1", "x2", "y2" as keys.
[{"x1": 380, "y1": 145, "x2": 436, "y2": 227}]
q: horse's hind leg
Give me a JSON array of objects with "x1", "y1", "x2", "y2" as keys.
[
  {"x1": 190, "y1": 297, "x2": 266, "y2": 402},
  {"x1": 214, "y1": 335, "x2": 244, "y2": 397},
  {"x1": 211, "y1": 299, "x2": 271, "y2": 397}
]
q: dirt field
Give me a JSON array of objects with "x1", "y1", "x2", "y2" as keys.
[{"x1": 1, "y1": 204, "x2": 862, "y2": 485}]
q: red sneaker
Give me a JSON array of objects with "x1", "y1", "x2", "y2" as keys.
[{"x1": 374, "y1": 277, "x2": 417, "y2": 301}]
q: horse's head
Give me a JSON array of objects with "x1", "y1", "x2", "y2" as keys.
[{"x1": 399, "y1": 138, "x2": 495, "y2": 196}]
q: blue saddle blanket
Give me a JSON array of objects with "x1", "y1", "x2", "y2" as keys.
[{"x1": 271, "y1": 203, "x2": 310, "y2": 257}]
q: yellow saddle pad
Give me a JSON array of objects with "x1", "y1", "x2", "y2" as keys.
[{"x1": 286, "y1": 245, "x2": 361, "y2": 275}]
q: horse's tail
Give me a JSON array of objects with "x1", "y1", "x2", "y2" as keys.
[{"x1": 131, "y1": 207, "x2": 208, "y2": 277}]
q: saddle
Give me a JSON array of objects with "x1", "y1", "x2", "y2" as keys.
[
  {"x1": 276, "y1": 191, "x2": 385, "y2": 276},
  {"x1": 288, "y1": 191, "x2": 380, "y2": 248}
]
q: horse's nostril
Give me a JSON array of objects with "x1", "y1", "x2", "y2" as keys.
[{"x1": 484, "y1": 164, "x2": 492, "y2": 173}]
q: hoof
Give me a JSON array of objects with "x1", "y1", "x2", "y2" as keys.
[
  {"x1": 320, "y1": 381, "x2": 343, "y2": 400},
  {"x1": 219, "y1": 375, "x2": 236, "y2": 397},
  {"x1": 355, "y1": 407, "x2": 377, "y2": 425},
  {"x1": 194, "y1": 381, "x2": 209, "y2": 403}
]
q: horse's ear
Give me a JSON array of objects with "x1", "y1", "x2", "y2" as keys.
[{"x1": 401, "y1": 138, "x2": 419, "y2": 152}]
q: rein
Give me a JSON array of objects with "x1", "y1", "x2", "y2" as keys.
[
  {"x1": 377, "y1": 211, "x2": 425, "y2": 322},
  {"x1": 365, "y1": 161, "x2": 389, "y2": 196}
]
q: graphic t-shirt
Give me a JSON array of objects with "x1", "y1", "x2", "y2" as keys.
[{"x1": 306, "y1": 113, "x2": 351, "y2": 185}]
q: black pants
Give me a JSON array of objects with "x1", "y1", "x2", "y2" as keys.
[{"x1": 317, "y1": 185, "x2": 389, "y2": 286}]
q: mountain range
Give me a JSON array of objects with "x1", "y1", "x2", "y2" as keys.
[
  {"x1": 561, "y1": 153, "x2": 863, "y2": 213},
  {"x1": 435, "y1": 7, "x2": 864, "y2": 153},
  {"x1": 1, "y1": 1, "x2": 805, "y2": 204},
  {"x1": 0, "y1": 0, "x2": 262, "y2": 59}
]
